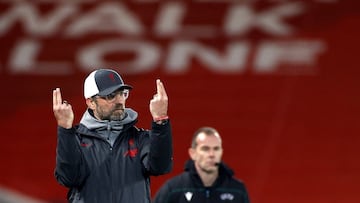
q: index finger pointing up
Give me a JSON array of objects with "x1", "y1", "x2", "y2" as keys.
[{"x1": 156, "y1": 79, "x2": 167, "y2": 98}]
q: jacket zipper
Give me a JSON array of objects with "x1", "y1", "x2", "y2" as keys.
[
  {"x1": 107, "y1": 122, "x2": 115, "y2": 202},
  {"x1": 206, "y1": 189, "x2": 210, "y2": 198}
]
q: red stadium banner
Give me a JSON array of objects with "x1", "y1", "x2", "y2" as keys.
[{"x1": 0, "y1": 0, "x2": 345, "y2": 75}]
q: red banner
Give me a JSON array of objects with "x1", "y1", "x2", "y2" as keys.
[{"x1": 1, "y1": 0, "x2": 352, "y2": 75}]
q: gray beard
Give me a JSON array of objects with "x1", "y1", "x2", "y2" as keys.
[{"x1": 109, "y1": 111, "x2": 126, "y2": 121}]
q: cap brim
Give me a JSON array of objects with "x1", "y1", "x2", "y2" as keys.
[{"x1": 97, "y1": 84, "x2": 133, "y2": 96}]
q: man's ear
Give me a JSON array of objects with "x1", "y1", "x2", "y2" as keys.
[
  {"x1": 86, "y1": 98, "x2": 96, "y2": 110},
  {"x1": 189, "y1": 148, "x2": 196, "y2": 160}
]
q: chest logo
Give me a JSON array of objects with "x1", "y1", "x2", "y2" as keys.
[
  {"x1": 123, "y1": 138, "x2": 138, "y2": 158},
  {"x1": 220, "y1": 193, "x2": 234, "y2": 200},
  {"x1": 184, "y1": 192, "x2": 193, "y2": 201}
]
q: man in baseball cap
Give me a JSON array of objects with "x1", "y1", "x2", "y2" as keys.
[{"x1": 52, "y1": 68, "x2": 172, "y2": 203}]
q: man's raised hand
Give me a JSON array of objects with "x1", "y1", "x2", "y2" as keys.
[
  {"x1": 53, "y1": 88, "x2": 74, "y2": 129},
  {"x1": 150, "y1": 79, "x2": 169, "y2": 120}
]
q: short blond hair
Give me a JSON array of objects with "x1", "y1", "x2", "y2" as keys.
[{"x1": 191, "y1": 127, "x2": 221, "y2": 148}]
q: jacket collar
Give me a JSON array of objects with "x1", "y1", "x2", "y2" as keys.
[
  {"x1": 184, "y1": 159, "x2": 235, "y2": 187},
  {"x1": 75, "y1": 118, "x2": 137, "y2": 139}
]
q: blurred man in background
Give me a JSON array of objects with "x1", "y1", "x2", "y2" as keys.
[{"x1": 153, "y1": 126, "x2": 249, "y2": 203}]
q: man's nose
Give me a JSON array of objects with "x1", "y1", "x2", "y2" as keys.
[{"x1": 208, "y1": 150, "x2": 215, "y2": 156}]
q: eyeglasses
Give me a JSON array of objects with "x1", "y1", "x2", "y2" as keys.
[{"x1": 95, "y1": 89, "x2": 130, "y2": 102}]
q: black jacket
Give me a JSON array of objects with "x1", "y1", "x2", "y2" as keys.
[
  {"x1": 153, "y1": 160, "x2": 249, "y2": 203},
  {"x1": 55, "y1": 119, "x2": 173, "y2": 203}
]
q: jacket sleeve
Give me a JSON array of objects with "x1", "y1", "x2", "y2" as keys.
[
  {"x1": 153, "y1": 179, "x2": 172, "y2": 203},
  {"x1": 55, "y1": 126, "x2": 88, "y2": 188},
  {"x1": 147, "y1": 119, "x2": 173, "y2": 175}
]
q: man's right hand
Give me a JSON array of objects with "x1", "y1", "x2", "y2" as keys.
[{"x1": 53, "y1": 88, "x2": 74, "y2": 129}]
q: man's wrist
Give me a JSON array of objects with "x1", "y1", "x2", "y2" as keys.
[{"x1": 153, "y1": 115, "x2": 169, "y2": 124}]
